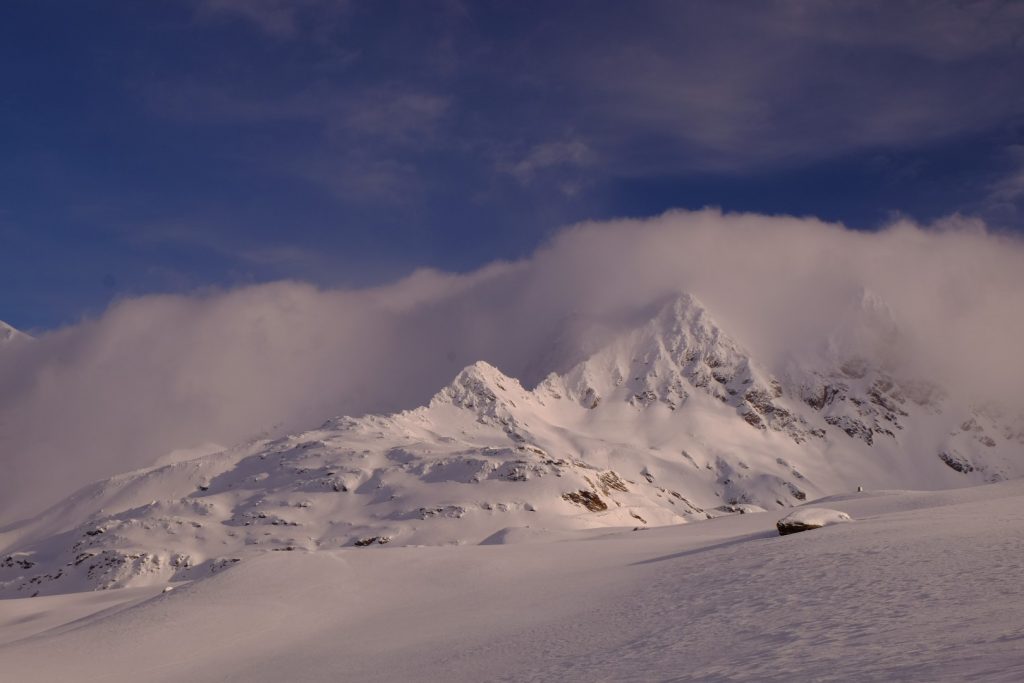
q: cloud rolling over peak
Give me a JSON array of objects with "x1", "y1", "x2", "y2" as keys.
[{"x1": 1, "y1": 210, "x2": 1022, "y2": 522}]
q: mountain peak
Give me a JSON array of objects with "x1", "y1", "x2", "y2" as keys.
[
  {"x1": 647, "y1": 293, "x2": 722, "y2": 346},
  {"x1": 560, "y1": 292, "x2": 749, "y2": 407},
  {"x1": 455, "y1": 359, "x2": 508, "y2": 381},
  {"x1": 553, "y1": 292, "x2": 820, "y2": 439},
  {"x1": 660, "y1": 291, "x2": 705, "y2": 317},
  {"x1": 432, "y1": 361, "x2": 526, "y2": 410},
  {"x1": 0, "y1": 320, "x2": 30, "y2": 344},
  {"x1": 450, "y1": 360, "x2": 518, "y2": 393}
]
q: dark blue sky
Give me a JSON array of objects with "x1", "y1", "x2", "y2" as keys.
[{"x1": 2, "y1": 0, "x2": 1023, "y2": 330}]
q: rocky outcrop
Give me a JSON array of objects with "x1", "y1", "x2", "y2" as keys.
[{"x1": 777, "y1": 508, "x2": 852, "y2": 536}]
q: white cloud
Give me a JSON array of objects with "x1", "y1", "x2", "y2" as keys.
[{"x1": 2, "y1": 210, "x2": 1023, "y2": 521}]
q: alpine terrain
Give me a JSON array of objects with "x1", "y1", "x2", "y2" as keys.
[{"x1": 2, "y1": 293, "x2": 1020, "y2": 599}]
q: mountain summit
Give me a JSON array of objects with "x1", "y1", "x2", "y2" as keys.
[
  {"x1": 0, "y1": 320, "x2": 30, "y2": 345},
  {"x1": 555, "y1": 294, "x2": 811, "y2": 437}
]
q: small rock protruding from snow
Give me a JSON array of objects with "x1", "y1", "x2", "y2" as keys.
[
  {"x1": 714, "y1": 503, "x2": 766, "y2": 515},
  {"x1": 353, "y1": 536, "x2": 392, "y2": 547},
  {"x1": 776, "y1": 507, "x2": 852, "y2": 535}
]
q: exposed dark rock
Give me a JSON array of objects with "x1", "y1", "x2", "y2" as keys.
[
  {"x1": 354, "y1": 536, "x2": 392, "y2": 547},
  {"x1": 596, "y1": 471, "x2": 629, "y2": 493},
  {"x1": 825, "y1": 415, "x2": 874, "y2": 445},
  {"x1": 562, "y1": 490, "x2": 608, "y2": 512},
  {"x1": 939, "y1": 450, "x2": 975, "y2": 473},
  {"x1": 776, "y1": 508, "x2": 852, "y2": 535},
  {"x1": 777, "y1": 519, "x2": 822, "y2": 535},
  {"x1": 743, "y1": 411, "x2": 765, "y2": 429},
  {"x1": 1, "y1": 556, "x2": 35, "y2": 570}
]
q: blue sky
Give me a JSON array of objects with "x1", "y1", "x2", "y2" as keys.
[{"x1": 2, "y1": 0, "x2": 1023, "y2": 330}]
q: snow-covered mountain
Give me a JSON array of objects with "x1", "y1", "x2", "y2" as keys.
[{"x1": 2, "y1": 293, "x2": 1021, "y2": 597}]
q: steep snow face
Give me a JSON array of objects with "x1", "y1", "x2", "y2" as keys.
[
  {"x1": 555, "y1": 293, "x2": 818, "y2": 440},
  {"x1": 429, "y1": 361, "x2": 538, "y2": 437},
  {"x1": 2, "y1": 293, "x2": 1022, "y2": 597}
]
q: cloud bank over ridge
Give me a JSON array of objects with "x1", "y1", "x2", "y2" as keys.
[{"x1": 2, "y1": 209, "x2": 1023, "y2": 521}]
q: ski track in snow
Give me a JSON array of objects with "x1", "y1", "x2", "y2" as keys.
[{"x1": 2, "y1": 481, "x2": 1024, "y2": 682}]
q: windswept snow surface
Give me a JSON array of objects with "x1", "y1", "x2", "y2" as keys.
[{"x1": 2, "y1": 481, "x2": 1024, "y2": 682}]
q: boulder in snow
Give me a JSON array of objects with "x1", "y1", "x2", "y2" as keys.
[{"x1": 776, "y1": 507, "x2": 852, "y2": 536}]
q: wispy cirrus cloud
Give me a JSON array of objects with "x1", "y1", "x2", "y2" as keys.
[
  {"x1": 499, "y1": 139, "x2": 595, "y2": 185},
  {"x1": 193, "y1": 0, "x2": 353, "y2": 38},
  {"x1": 145, "y1": 78, "x2": 452, "y2": 202},
  {"x1": 552, "y1": 1, "x2": 1024, "y2": 171},
  {"x1": 335, "y1": 89, "x2": 450, "y2": 142},
  {"x1": 299, "y1": 152, "x2": 422, "y2": 202},
  {"x1": 172, "y1": 0, "x2": 1024, "y2": 193},
  {"x1": 984, "y1": 144, "x2": 1024, "y2": 223},
  {"x1": 991, "y1": 145, "x2": 1024, "y2": 200},
  {"x1": 149, "y1": 81, "x2": 450, "y2": 141}
]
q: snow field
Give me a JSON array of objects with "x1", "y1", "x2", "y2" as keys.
[{"x1": 2, "y1": 480, "x2": 1023, "y2": 682}]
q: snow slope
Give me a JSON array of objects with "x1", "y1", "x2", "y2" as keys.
[
  {"x1": 2, "y1": 481, "x2": 1024, "y2": 682},
  {"x1": 2, "y1": 293, "x2": 1021, "y2": 597}
]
